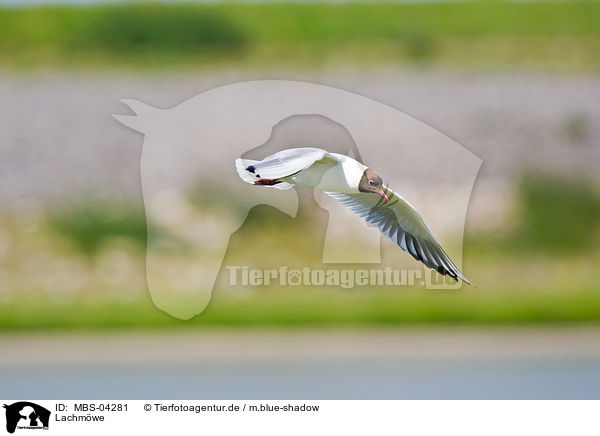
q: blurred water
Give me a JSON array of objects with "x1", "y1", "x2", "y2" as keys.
[{"x1": 2, "y1": 359, "x2": 599, "y2": 399}]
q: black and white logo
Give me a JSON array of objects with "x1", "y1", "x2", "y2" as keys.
[{"x1": 3, "y1": 402, "x2": 50, "y2": 434}]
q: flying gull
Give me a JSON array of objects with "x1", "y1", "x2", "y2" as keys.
[{"x1": 236, "y1": 147, "x2": 471, "y2": 284}]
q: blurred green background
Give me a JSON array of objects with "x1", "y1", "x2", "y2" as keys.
[
  {"x1": 0, "y1": 2, "x2": 599, "y2": 71},
  {"x1": 0, "y1": 1, "x2": 599, "y2": 331}
]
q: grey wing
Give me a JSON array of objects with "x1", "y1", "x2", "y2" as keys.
[
  {"x1": 240, "y1": 147, "x2": 338, "y2": 180},
  {"x1": 326, "y1": 186, "x2": 472, "y2": 284}
]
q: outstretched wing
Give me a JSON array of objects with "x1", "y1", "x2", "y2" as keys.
[
  {"x1": 236, "y1": 147, "x2": 338, "y2": 182},
  {"x1": 326, "y1": 186, "x2": 472, "y2": 284}
]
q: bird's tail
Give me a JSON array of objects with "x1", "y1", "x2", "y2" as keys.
[
  {"x1": 235, "y1": 158, "x2": 293, "y2": 190},
  {"x1": 235, "y1": 158, "x2": 260, "y2": 184}
]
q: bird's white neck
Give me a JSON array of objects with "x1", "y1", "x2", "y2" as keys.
[
  {"x1": 315, "y1": 154, "x2": 367, "y2": 194},
  {"x1": 342, "y1": 157, "x2": 368, "y2": 192}
]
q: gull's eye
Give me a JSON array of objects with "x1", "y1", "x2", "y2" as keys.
[{"x1": 368, "y1": 180, "x2": 376, "y2": 186}]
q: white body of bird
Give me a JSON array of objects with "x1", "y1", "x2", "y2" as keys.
[
  {"x1": 235, "y1": 147, "x2": 472, "y2": 285},
  {"x1": 281, "y1": 152, "x2": 367, "y2": 194}
]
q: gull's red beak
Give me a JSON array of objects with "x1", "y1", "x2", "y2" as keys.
[{"x1": 376, "y1": 189, "x2": 390, "y2": 203}]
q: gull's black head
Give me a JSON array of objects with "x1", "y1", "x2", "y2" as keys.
[{"x1": 358, "y1": 169, "x2": 389, "y2": 203}]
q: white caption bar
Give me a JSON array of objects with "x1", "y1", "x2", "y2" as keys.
[{"x1": 1, "y1": 400, "x2": 598, "y2": 435}]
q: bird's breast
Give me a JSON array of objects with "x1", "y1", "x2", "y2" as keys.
[{"x1": 284, "y1": 157, "x2": 365, "y2": 194}]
